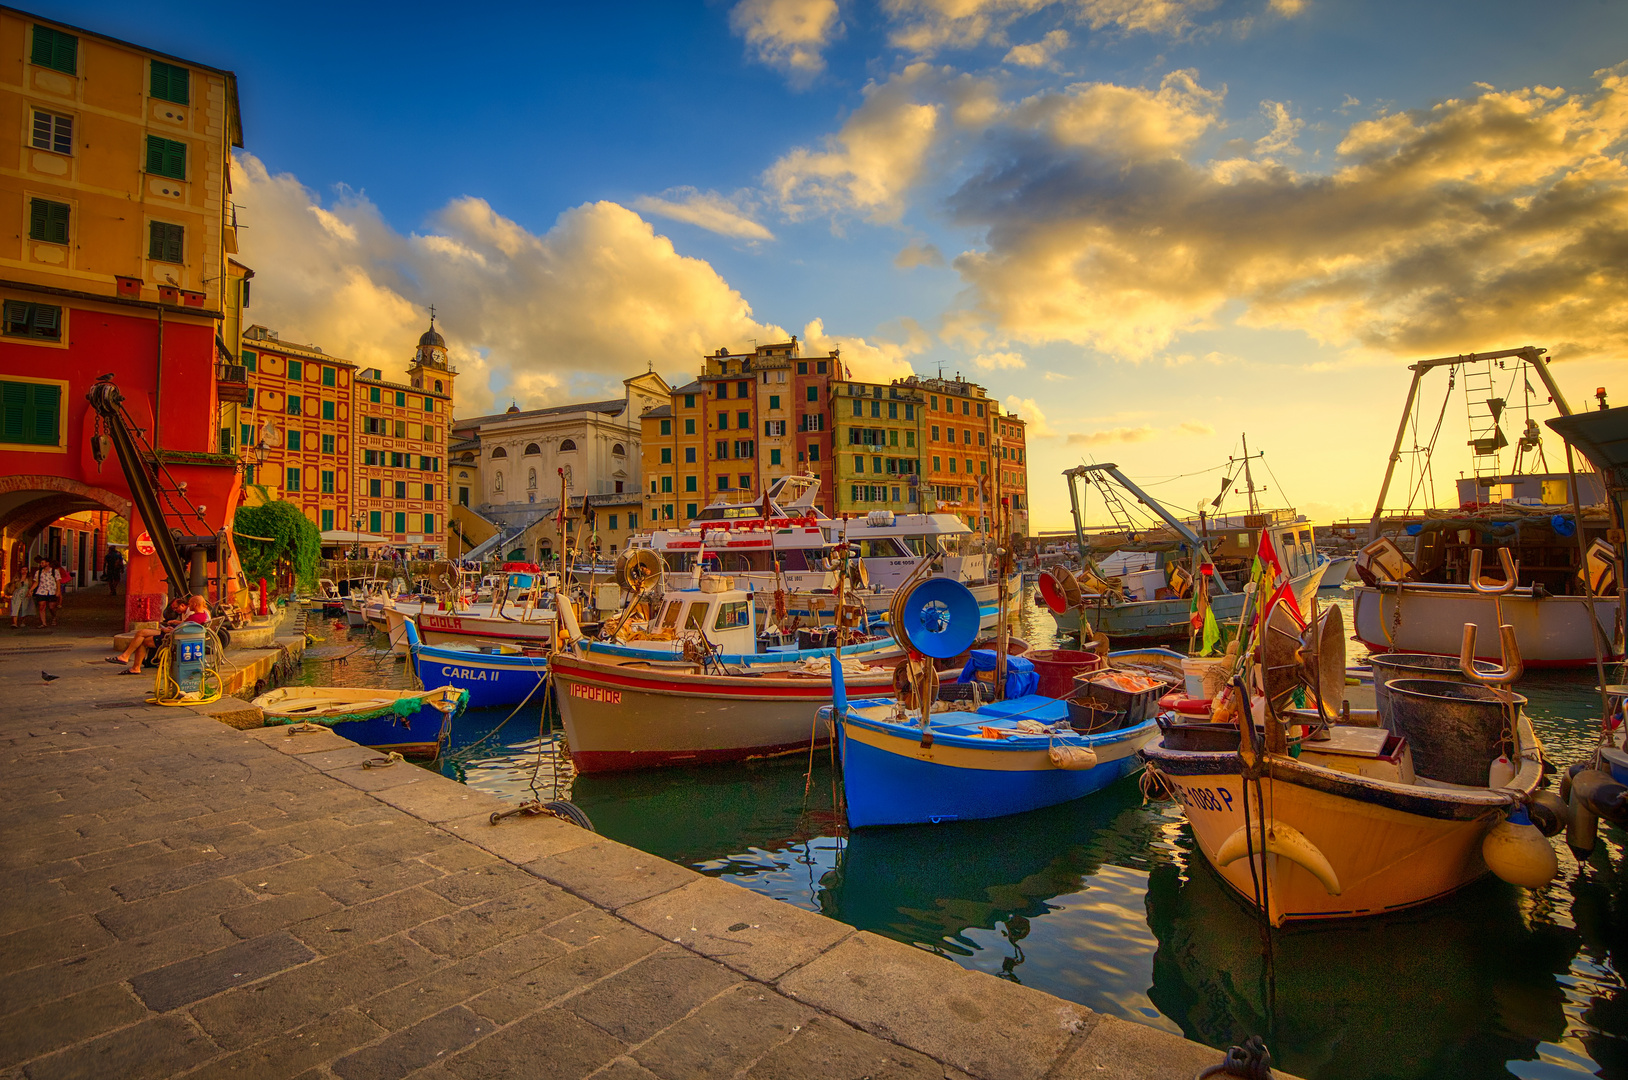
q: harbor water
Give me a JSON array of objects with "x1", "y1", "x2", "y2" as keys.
[{"x1": 295, "y1": 593, "x2": 1628, "y2": 1080}]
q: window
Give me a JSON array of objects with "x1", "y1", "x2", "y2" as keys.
[
  {"x1": 734, "y1": 440, "x2": 755, "y2": 458},
  {"x1": 319, "y1": 366, "x2": 335, "y2": 387},
  {"x1": 369, "y1": 511, "x2": 382, "y2": 533},
  {"x1": 717, "y1": 476, "x2": 730, "y2": 490},
  {"x1": 684, "y1": 447, "x2": 696, "y2": 463},
  {"x1": 145, "y1": 136, "x2": 186, "y2": 180},
  {"x1": 396, "y1": 391, "x2": 406, "y2": 407},
  {"x1": 458, "y1": 487, "x2": 469, "y2": 506},
  {"x1": 659, "y1": 419, "x2": 671, "y2": 436},
  {"x1": 322, "y1": 509, "x2": 334, "y2": 532},
  {"x1": 797, "y1": 361, "x2": 808, "y2": 375},
  {"x1": 321, "y1": 470, "x2": 335, "y2": 494},
  {"x1": 490, "y1": 445, "x2": 507, "y2": 459},
  {"x1": 394, "y1": 481, "x2": 407, "y2": 499},
  {"x1": 716, "y1": 440, "x2": 729, "y2": 460},
  {"x1": 660, "y1": 448, "x2": 671, "y2": 464},
  {"x1": 933, "y1": 456, "x2": 942, "y2": 471},
  {"x1": 978, "y1": 431, "x2": 986, "y2": 447},
  {"x1": 423, "y1": 396, "x2": 433, "y2": 411},
  {"x1": 686, "y1": 503, "x2": 698, "y2": 519},
  {"x1": 31, "y1": 25, "x2": 76, "y2": 74},
  {"x1": 1, "y1": 380, "x2": 62, "y2": 445},
  {"x1": 851, "y1": 400, "x2": 862, "y2": 418},
  {"x1": 147, "y1": 221, "x2": 184, "y2": 263},
  {"x1": 685, "y1": 475, "x2": 697, "y2": 492},
  {"x1": 661, "y1": 475, "x2": 672, "y2": 493},
  {"x1": 608, "y1": 514, "x2": 619, "y2": 531},
  {"x1": 435, "y1": 380, "x2": 443, "y2": 393},
  {"x1": 287, "y1": 431, "x2": 301, "y2": 452},
  {"x1": 980, "y1": 460, "x2": 988, "y2": 474},
  {"x1": 963, "y1": 429, "x2": 972, "y2": 445},
  {"x1": 765, "y1": 420, "x2": 786, "y2": 437},
  {"x1": 559, "y1": 439, "x2": 576, "y2": 451},
  {"x1": 817, "y1": 361, "x2": 827, "y2": 374},
  {"x1": 369, "y1": 386, "x2": 381, "y2": 403},
  {"x1": 285, "y1": 467, "x2": 301, "y2": 492},
  {"x1": 770, "y1": 449, "x2": 781, "y2": 465},
  {"x1": 630, "y1": 512, "x2": 639, "y2": 529},
  {"x1": 423, "y1": 513, "x2": 435, "y2": 534},
  {"x1": 3, "y1": 300, "x2": 62, "y2": 341},
  {"x1": 242, "y1": 350, "x2": 257, "y2": 371},
  {"x1": 808, "y1": 444, "x2": 820, "y2": 462},
  {"x1": 423, "y1": 484, "x2": 435, "y2": 501},
  {"x1": 369, "y1": 479, "x2": 382, "y2": 497},
  {"x1": 962, "y1": 401, "x2": 971, "y2": 415},
  {"x1": 977, "y1": 404, "x2": 985, "y2": 418},
  {"x1": 931, "y1": 425, "x2": 940, "y2": 441},
  {"x1": 362, "y1": 417, "x2": 382, "y2": 435},
  {"x1": 395, "y1": 512, "x2": 406, "y2": 533},
  {"x1": 31, "y1": 111, "x2": 72, "y2": 155},
  {"x1": 714, "y1": 600, "x2": 751, "y2": 631},
  {"x1": 29, "y1": 199, "x2": 70, "y2": 244},
  {"x1": 241, "y1": 424, "x2": 253, "y2": 446},
  {"x1": 905, "y1": 404, "x2": 914, "y2": 421},
  {"x1": 150, "y1": 60, "x2": 189, "y2": 104},
  {"x1": 286, "y1": 395, "x2": 301, "y2": 416},
  {"x1": 871, "y1": 401, "x2": 881, "y2": 418},
  {"x1": 906, "y1": 431, "x2": 915, "y2": 448},
  {"x1": 806, "y1": 386, "x2": 818, "y2": 403},
  {"x1": 889, "y1": 430, "x2": 898, "y2": 447},
  {"x1": 684, "y1": 393, "x2": 696, "y2": 408},
  {"x1": 854, "y1": 455, "x2": 864, "y2": 473},
  {"x1": 769, "y1": 395, "x2": 780, "y2": 410},
  {"x1": 737, "y1": 411, "x2": 749, "y2": 429},
  {"x1": 288, "y1": 360, "x2": 303, "y2": 381},
  {"x1": 739, "y1": 474, "x2": 752, "y2": 489},
  {"x1": 888, "y1": 402, "x2": 897, "y2": 419},
  {"x1": 684, "y1": 418, "x2": 696, "y2": 435},
  {"x1": 966, "y1": 458, "x2": 974, "y2": 473},
  {"x1": 322, "y1": 399, "x2": 335, "y2": 421},
  {"x1": 394, "y1": 420, "x2": 407, "y2": 438},
  {"x1": 873, "y1": 456, "x2": 883, "y2": 474},
  {"x1": 735, "y1": 381, "x2": 749, "y2": 398},
  {"x1": 717, "y1": 411, "x2": 728, "y2": 430}
]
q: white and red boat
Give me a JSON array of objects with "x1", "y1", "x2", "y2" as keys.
[{"x1": 381, "y1": 563, "x2": 556, "y2": 654}]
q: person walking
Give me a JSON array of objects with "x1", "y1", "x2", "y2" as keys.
[
  {"x1": 9, "y1": 572, "x2": 33, "y2": 629},
  {"x1": 31, "y1": 557, "x2": 59, "y2": 628},
  {"x1": 103, "y1": 545, "x2": 124, "y2": 597}
]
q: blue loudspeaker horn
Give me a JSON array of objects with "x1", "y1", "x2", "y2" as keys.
[{"x1": 896, "y1": 578, "x2": 980, "y2": 659}]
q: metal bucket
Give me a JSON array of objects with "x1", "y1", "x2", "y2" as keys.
[
  {"x1": 1369, "y1": 652, "x2": 1502, "y2": 719},
  {"x1": 1383, "y1": 678, "x2": 1525, "y2": 787}
]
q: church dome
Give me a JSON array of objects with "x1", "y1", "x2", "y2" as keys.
[
  {"x1": 506, "y1": 402, "x2": 520, "y2": 414},
  {"x1": 419, "y1": 326, "x2": 446, "y2": 349}
]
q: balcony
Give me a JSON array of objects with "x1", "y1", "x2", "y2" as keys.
[{"x1": 217, "y1": 363, "x2": 251, "y2": 404}]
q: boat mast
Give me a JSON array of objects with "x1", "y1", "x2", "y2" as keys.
[{"x1": 1237, "y1": 433, "x2": 1264, "y2": 516}]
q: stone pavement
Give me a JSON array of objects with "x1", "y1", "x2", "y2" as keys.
[{"x1": 0, "y1": 633, "x2": 1248, "y2": 1080}]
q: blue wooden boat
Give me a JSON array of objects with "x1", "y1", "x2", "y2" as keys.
[
  {"x1": 826, "y1": 696, "x2": 1159, "y2": 827},
  {"x1": 402, "y1": 620, "x2": 550, "y2": 709},
  {"x1": 252, "y1": 684, "x2": 469, "y2": 757}
]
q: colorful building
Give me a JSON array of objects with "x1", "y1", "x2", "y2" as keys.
[
  {"x1": 0, "y1": 10, "x2": 246, "y2": 622},
  {"x1": 642, "y1": 337, "x2": 843, "y2": 524},
  {"x1": 353, "y1": 326, "x2": 454, "y2": 557},
  {"x1": 995, "y1": 413, "x2": 1029, "y2": 538},
  {"x1": 831, "y1": 379, "x2": 926, "y2": 514}
]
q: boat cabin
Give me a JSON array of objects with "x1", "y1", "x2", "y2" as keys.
[{"x1": 648, "y1": 578, "x2": 758, "y2": 654}]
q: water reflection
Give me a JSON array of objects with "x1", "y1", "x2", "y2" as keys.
[{"x1": 292, "y1": 594, "x2": 1628, "y2": 1079}]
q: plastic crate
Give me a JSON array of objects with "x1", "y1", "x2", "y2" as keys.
[{"x1": 1072, "y1": 670, "x2": 1172, "y2": 723}]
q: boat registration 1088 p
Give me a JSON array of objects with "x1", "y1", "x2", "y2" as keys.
[{"x1": 1169, "y1": 781, "x2": 1234, "y2": 813}]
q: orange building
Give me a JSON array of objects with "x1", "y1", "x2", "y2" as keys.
[{"x1": 353, "y1": 325, "x2": 454, "y2": 555}]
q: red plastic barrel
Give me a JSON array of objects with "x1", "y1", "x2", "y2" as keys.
[{"x1": 1026, "y1": 648, "x2": 1104, "y2": 699}]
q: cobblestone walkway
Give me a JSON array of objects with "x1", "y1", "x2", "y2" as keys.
[{"x1": 0, "y1": 634, "x2": 1237, "y2": 1080}]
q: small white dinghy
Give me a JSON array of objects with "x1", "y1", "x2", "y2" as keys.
[{"x1": 252, "y1": 685, "x2": 467, "y2": 757}]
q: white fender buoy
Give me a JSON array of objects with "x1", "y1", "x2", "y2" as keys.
[
  {"x1": 1048, "y1": 745, "x2": 1098, "y2": 771},
  {"x1": 1215, "y1": 818, "x2": 1342, "y2": 896},
  {"x1": 1483, "y1": 809, "x2": 1559, "y2": 888}
]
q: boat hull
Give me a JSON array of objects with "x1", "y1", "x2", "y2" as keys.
[
  {"x1": 836, "y1": 703, "x2": 1157, "y2": 827},
  {"x1": 385, "y1": 605, "x2": 554, "y2": 656},
  {"x1": 1053, "y1": 564, "x2": 1326, "y2": 645},
  {"x1": 1143, "y1": 742, "x2": 1535, "y2": 924},
  {"x1": 411, "y1": 650, "x2": 549, "y2": 710},
  {"x1": 1352, "y1": 585, "x2": 1622, "y2": 668},
  {"x1": 551, "y1": 651, "x2": 893, "y2": 773},
  {"x1": 257, "y1": 686, "x2": 467, "y2": 758}
]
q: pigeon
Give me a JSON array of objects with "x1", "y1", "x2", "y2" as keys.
[{"x1": 41, "y1": 671, "x2": 60, "y2": 683}]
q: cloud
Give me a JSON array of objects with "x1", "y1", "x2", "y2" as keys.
[
  {"x1": 895, "y1": 239, "x2": 947, "y2": 268},
  {"x1": 972, "y1": 350, "x2": 1028, "y2": 369},
  {"x1": 882, "y1": 0, "x2": 1218, "y2": 54},
  {"x1": 1041, "y1": 370, "x2": 1072, "y2": 380},
  {"x1": 801, "y1": 317, "x2": 923, "y2": 382},
  {"x1": 1268, "y1": 0, "x2": 1308, "y2": 15},
  {"x1": 1004, "y1": 395, "x2": 1055, "y2": 437},
  {"x1": 943, "y1": 63, "x2": 1628, "y2": 363},
  {"x1": 1253, "y1": 100, "x2": 1303, "y2": 158},
  {"x1": 232, "y1": 153, "x2": 797, "y2": 415},
  {"x1": 766, "y1": 65, "x2": 944, "y2": 222},
  {"x1": 730, "y1": 0, "x2": 843, "y2": 84},
  {"x1": 633, "y1": 188, "x2": 775, "y2": 240},
  {"x1": 1177, "y1": 420, "x2": 1214, "y2": 435},
  {"x1": 1066, "y1": 425, "x2": 1157, "y2": 445},
  {"x1": 1004, "y1": 29, "x2": 1069, "y2": 67}
]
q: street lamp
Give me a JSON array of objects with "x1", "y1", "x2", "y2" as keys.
[{"x1": 351, "y1": 514, "x2": 364, "y2": 560}]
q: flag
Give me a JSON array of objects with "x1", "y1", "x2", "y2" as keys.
[
  {"x1": 1266, "y1": 577, "x2": 1304, "y2": 624},
  {"x1": 1251, "y1": 528, "x2": 1283, "y2": 586},
  {"x1": 1200, "y1": 605, "x2": 1221, "y2": 655}
]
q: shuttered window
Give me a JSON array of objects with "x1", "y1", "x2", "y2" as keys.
[
  {"x1": 145, "y1": 136, "x2": 186, "y2": 180},
  {"x1": 150, "y1": 60, "x2": 189, "y2": 104},
  {"x1": 322, "y1": 366, "x2": 335, "y2": 386},
  {"x1": 31, "y1": 111, "x2": 72, "y2": 155},
  {"x1": 321, "y1": 471, "x2": 334, "y2": 494},
  {"x1": 29, "y1": 199, "x2": 70, "y2": 244},
  {"x1": 31, "y1": 26, "x2": 76, "y2": 74},
  {"x1": 394, "y1": 512, "x2": 406, "y2": 534},
  {"x1": 321, "y1": 509, "x2": 334, "y2": 531},
  {"x1": 3, "y1": 301, "x2": 62, "y2": 341},
  {"x1": 148, "y1": 221, "x2": 184, "y2": 263},
  {"x1": 369, "y1": 511, "x2": 381, "y2": 533},
  {"x1": 322, "y1": 399, "x2": 335, "y2": 420},
  {"x1": 1, "y1": 381, "x2": 62, "y2": 445},
  {"x1": 423, "y1": 514, "x2": 435, "y2": 534},
  {"x1": 285, "y1": 468, "x2": 300, "y2": 492}
]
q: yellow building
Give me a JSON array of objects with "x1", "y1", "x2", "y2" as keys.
[
  {"x1": 354, "y1": 324, "x2": 455, "y2": 556},
  {"x1": 831, "y1": 379, "x2": 926, "y2": 513}
]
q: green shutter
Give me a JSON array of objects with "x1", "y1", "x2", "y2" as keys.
[
  {"x1": 32, "y1": 26, "x2": 77, "y2": 74},
  {"x1": 29, "y1": 199, "x2": 70, "y2": 244},
  {"x1": 0, "y1": 382, "x2": 61, "y2": 446},
  {"x1": 150, "y1": 60, "x2": 190, "y2": 105},
  {"x1": 423, "y1": 514, "x2": 434, "y2": 534},
  {"x1": 146, "y1": 136, "x2": 186, "y2": 180},
  {"x1": 148, "y1": 221, "x2": 183, "y2": 262},
  {"x1": 322, "y1": 400, "x2": 334, "y2": 420},
  {"x1": 322, "y1": 509, "x2": 334, "y2": 531},
  {"x1": 395, "y1": 512, "x2": 406, "y2": 533}
]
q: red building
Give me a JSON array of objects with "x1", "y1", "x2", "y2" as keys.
[{"x1": 0, "y1": 12, "x2": 246, "y2": 624}]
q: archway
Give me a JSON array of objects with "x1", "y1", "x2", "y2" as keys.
[{"x1": 0, "y1": 475, "x2": 133, "y2": 634}]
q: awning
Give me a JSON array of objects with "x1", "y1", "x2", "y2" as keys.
[
  {"x1": 1549, "y1": 406, "x2": 1628, "y2": 488},
  {"x1": 319, "y1": 530, "x2": 391, "y2": 544}
]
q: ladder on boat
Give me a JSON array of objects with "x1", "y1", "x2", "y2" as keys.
[
  {"x1": 1089, "y1": 472, "x2": 1140, "y2": 534},
  {"x1": 1463, "y1": 360, "x2": 1508, "y2": 479}
]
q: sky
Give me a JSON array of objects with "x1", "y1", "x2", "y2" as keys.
[{"x1": 52, "y1": 0, "x2": 1628, "y2": 531}]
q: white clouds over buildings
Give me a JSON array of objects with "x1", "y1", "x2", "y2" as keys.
[{"x1": 729, "y1": 0, "x2": 844, "y2": 84}]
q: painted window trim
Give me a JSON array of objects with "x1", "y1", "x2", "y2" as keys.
[{"x1": 0, "y1": 373, "x2": 69, "y2": 453}]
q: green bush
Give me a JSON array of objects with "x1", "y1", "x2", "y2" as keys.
[{"x1": 234, "y1": 502, "x2": 321, "y2": 588}]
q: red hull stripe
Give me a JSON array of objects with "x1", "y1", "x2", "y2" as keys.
[
  {"x1": 419, "y1": 623, "x2": 550, "y2": 641},
  {"x1": 571, "y1": 737, "x2": 830, "y2": 774},
  {"x1": 552, "y1": 660, "x2": 892, "y2": 699}
]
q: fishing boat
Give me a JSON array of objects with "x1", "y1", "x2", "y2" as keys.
[
  {"x1": 401, "y1": 622, "x2": 550, "y2": 709},
  {"x1": 1318, "y1": 555, "x2": 1355, "y2": 588},
  {"x1": 1046, "y1": 464, "x2": 1327, "y2": 647},
  {"x1": 637, "y1": 475, "x2": 1018, "y2": 633},
  {"x1": 1351, "y1": 346, "x2": 1623, "y2": 669},
  {"x1": 252, "y1": 684, "x2": 468, "y2": 757},
  {"x1": 1142, "y1": 589, "x2": 1557, "y2": 926},
  {"x1": 382, "y1": 563, "x2": 557, "y2": 655}
]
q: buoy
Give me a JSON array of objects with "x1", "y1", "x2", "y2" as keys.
[
  {"x1": 1048, "y1": 745, "x2": 1098, "y2": 770},
  {"x1": 1488, "y1": 755, "x2": 1516, "y2": 789},
  {"x1": 1572, "y1": 769, "x2": 1628, "y2": 826},
  {"x1": 1527, "y1": 790, "x2": 1570, "y2": 838},
  {"x1": 1215, "y1": 818, "x2": 1342, "y2": 896},
  {"x1": 1483, "y1": 807, "x2": 1559, "y2": 888},
  {"x1": 1568, "y1": 784, "x2": 1599, "y2": 857}
]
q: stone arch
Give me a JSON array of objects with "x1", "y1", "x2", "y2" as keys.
[
  {"x1": 524, "y1": 443, "x2": 540, "y2": 455},
  {"x1": 559, "y1": 439, "x2": 577, "y2": 452},
  {"x1": 491, "y1": 446, "x2": 508, "y2": 459},
  {"x1": 611, "y1": 443, "x2": 626, "y2": 456}
]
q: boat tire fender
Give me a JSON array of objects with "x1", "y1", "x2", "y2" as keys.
[
  {"x1": 1571, "y1": 769, "x2": 1628, "y2": 827},
  {"x1": 1194, "y1": 1034, "x2": 1273, "y2": 1080},
  {"x1": 543, "y1": 800, "x2": 596, "y2": 832},
  {"x1": 1526, "y1": 790, "x2": 1570, "y2": 838}
]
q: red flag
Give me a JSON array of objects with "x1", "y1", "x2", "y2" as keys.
[
  {"x1": 1255, "y1": 528, "x2": 1282, "y2": 578},
  {"x1": 1266, "y1": 577, "x2": 1304, "y2": 624}
]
